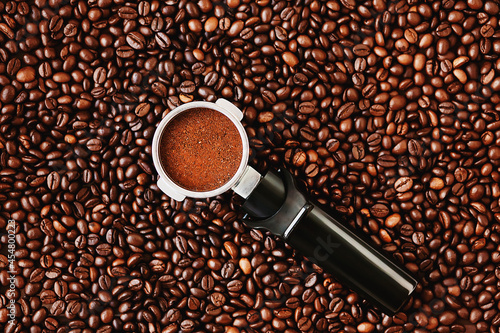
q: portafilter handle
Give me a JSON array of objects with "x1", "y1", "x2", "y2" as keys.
[{"x1": 242, "y1": 168, "x2": 418, "y2": 315}]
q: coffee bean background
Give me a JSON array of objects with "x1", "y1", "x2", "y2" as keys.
[{"x1": 1, "y1": 0, "x2": 500, "y2": 332}]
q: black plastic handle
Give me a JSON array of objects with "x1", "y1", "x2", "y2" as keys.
[
  {"x1": 242, "y1": 169, "x2": 417, "y2": 314},
  {"x1": 287, "y1": 204, "x2": 417, "y2": 314}
]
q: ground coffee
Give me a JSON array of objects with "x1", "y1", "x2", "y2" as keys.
[{"x1": 159, "y1": 108, "x2": 243, "y2": 192}]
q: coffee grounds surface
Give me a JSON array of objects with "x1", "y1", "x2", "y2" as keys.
[{"x1": 160, "y1": 108, "x2": 243, "y2": 192}]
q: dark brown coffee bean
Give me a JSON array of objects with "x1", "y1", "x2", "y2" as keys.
[
  {"x1": 352, "y1": 143, "x2": 365, "y2": 160},
  {"x1": 0, "y1": 23, "x2": 14, "y2": 39},
  {"x1": 298, "y1": 102, "x2": 315, "y2": 114},
  {"x1": 299, "y1": 127, "x2": 315, "y2": 141},
  {"x1": 49, "y1": 15, "x2": 63, "y2": 32},
  {"x1": 353, "y1": 44, "x2": 370, "y2": 56},
  {"x1": 293, "y1": 73, "x2": 308, "y2": 86},
  {"x1": 86, "y1": 139, "x2": 103, "y2": 151},
  {"x1": 47, "y1": 171, "x2": 61, "y2": 190},
  {"x1": 118, "y1": 6, "x2": 138, "y2": 19},
  {"x1": 116, "y1": 46, "x2": 135, "y2": 57},
  {"x1": 370, "y1": 204, "x2": 390, "y2": 218},
  {"x1": 221, "y1": 261, "x2": 236, "y2": 279},
  {"x1": 227, "y1": 280, "x2": 243, "y2": 292},
  {"x1": 6, "y1": 58, "x2": 21, "y2": 76},
  {"x1": 126, "y1": 31, "x2": 146, "y2": 50},
  {"x1": 1, "y1": 85, "x2": 16, "y2": 103},
  {"x1": 152, "y1": 81, "x2": 167, "y2": 97},
  {"x1": 180, "y1": 81, "x2": 196, "y2": 94},
  {"x1": 366, "y1": 134, "x2": 381, "y2": 147},
  {"x1": 305, "y1": 164, "x2": 319, "y2": 177},
  {"x1": 16, "y1": 66, "x2": 36, "y2": 82},
  {"x1": 394, "y1": 177, "x2": 413, "y2": 192},
  {"x1": 377, "y1": 155, "x2": 397, "y2": 167},
  {"x1": 155, "y1": 32, "x2": 171, "y2": 49},
  {"x1": 93, "y1": 67, "x2": 107, "y2": 84},
  {"x1": 64, "y1": 22, "x2": 78, "y2": 36},
  {"x1": 135, "y1": 103, "x2": 150, "y2": 117},
  {"x1": 262, "y1": 90, "x2": 277, "y2": 104},
  {"x1": 41, "y1": 290, "x2": 57, "y2": 304},
  {"x1": 337, "y1": 102, "x2": 356, "y2": 119},
  {"x1": 192, "y1": 62, "x2": 206, "y2": 75}
]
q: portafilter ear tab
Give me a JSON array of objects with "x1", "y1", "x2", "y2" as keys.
[
  {"x1": 242, "y1": 169, "x2": 418, "y2": 315},
  {"x1": 215, "y1": 98, "x2": 244, "y2": 121}
]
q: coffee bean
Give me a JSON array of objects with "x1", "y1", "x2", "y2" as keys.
[
  {"x1": 293, "y1": 73, "x2": 308, "y2": 86},
  {"x1": 135, "y1": 103, "x2": 150, "y2": 117},
  {"x1": 86, "y1": 138, "x2": 103, "y2": 151},
  {"x1": 0, "y1": 23, "x2": 14, "y2": 39},
  {"x1": 274, "y1": 308, "x2": 292, "y2": 319},
  {"x1": 118, "y1": 6, "x2": 138, "y2": 19},
  {"x1": 353, "y1": 44, "x2": 370, "y2": 56},
  {"x1": 298, "y1": 101, "x2": 315, "y2": 114},
  {"x1": 180, "y1": 81, "x2": 196, "y2": 94},
  {"x1": 262, "y1": 90, "x2": 277, "y2": 104},
  {"x1": 0, "y1": 85, "x2": 16, "y2": 103},
  {"x1": 192, "y1": 62, "x2": 206, "y2": 75},
  {"x1": 126, "y1": 31, "x2": 146, "y2": 50},
  {"x1": 370, "y1": 204, "x2": 390, "y2": 218},
  {"x1": 152, "y1": 81, "x2": 167, "y2": 97},
  {"x1": 93, "y1": 67, "x2": 107, "y2": 84},
  {"x1": 6, "y1": 58, "x2": 21, "y2": 76},
  {"x1": 394, "y1": 177, "x2": 413, "y2": 192},
  {"x1": 49, "y1": 300, "x2": 65, "y2": 316},
  {"x1": 63, "y1": 22, "x2": 78, "y2": 37},
  {"x1": 326, "y1": 138, "x2": 340, "y2": 152},
  {"x1": 282, "y1": 51, "x2": 299, "y2": 67},
  {"x1": 16, "y1": 66, "x2": 36, "y2": 82},
  {"x1": 408, "y1": 139, "x2": 423, "y2": 156},
  {"x1": 127, "y1": 233, "x2": 145, "y2": 247},
  {"x1": 305, "y1": 164, "x2": 319, "y2": 177},
  {"x1": 222, "y1": 261, "x2": 236, "y2": 279},
  {"x1": 210, "y1": 292, "x2": 226, "y2": 307},
  {"x1": 47, "y1": 171, "x2": 61, "y2": 190},
  {"x1": 352, "y1": 143, "x2": 365, "y2": 160},
  {"x1": 174, "y1": 235, "x2": 188, "y2": 254},
  {"x1": 116, "y1": 45, "x2": 135, "y2": 57},
  {"x1": 337, "y1": 102, "x2": 356, "y2": 119},
  {"x1": 377, "y1": 155, "x2": 397, "y2": 167},
  {"x1": 45, "y1": 317, "x2": 58, "y2": 330},
  {"x1": 41, "y1": 290, "x2": 57, "y2": 304},
  {"x1": 299, "y1": 127, "x2": 316, "y2": 141}
]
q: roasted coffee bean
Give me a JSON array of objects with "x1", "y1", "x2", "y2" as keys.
[
  {"x1": 118, "y1": 6, "x2": 138, "y2": 19},
  {"x1": 152, "y1": 81, "x2": 167, "y2": 97},
  {"x1": 93, "y1": 67, "x2": 107, "y2": 84},
  {"x1": 298, "y1": 102, "x2": 315, "y2": 114},
  {"x1": 50, "y1": 300, "x2": 66, "y2": 316},
  {"x1": 126, "y1": 31, "x2": 146, "y2": 50},
  {"x1": 394, "y1": 177, "x2": 413, "y2": 192},
  {"x1": 64, "y1": 23, "x2": 78, "y2": 37},
  {"x1": 337, "y1": 102, "x2": 356, "y2": 119},
  {"x1": 86, "y1": 139, "x2": 103, "y2": 151},
  {"x1": 116, "y1": 46, "x2": 135, "y2": 57},
  {"x1": 180, "y1": 81, "x2": 196, "y2": 94},
  {"x1": 47, "y1": 171, "x2": 61, "y2": 190},
  {"x1": 135, "y1": 103, "x2": 151, "y2": 117},
  {"x1": 377, "y1": 155, "x2": 397, "y2": 167}
]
